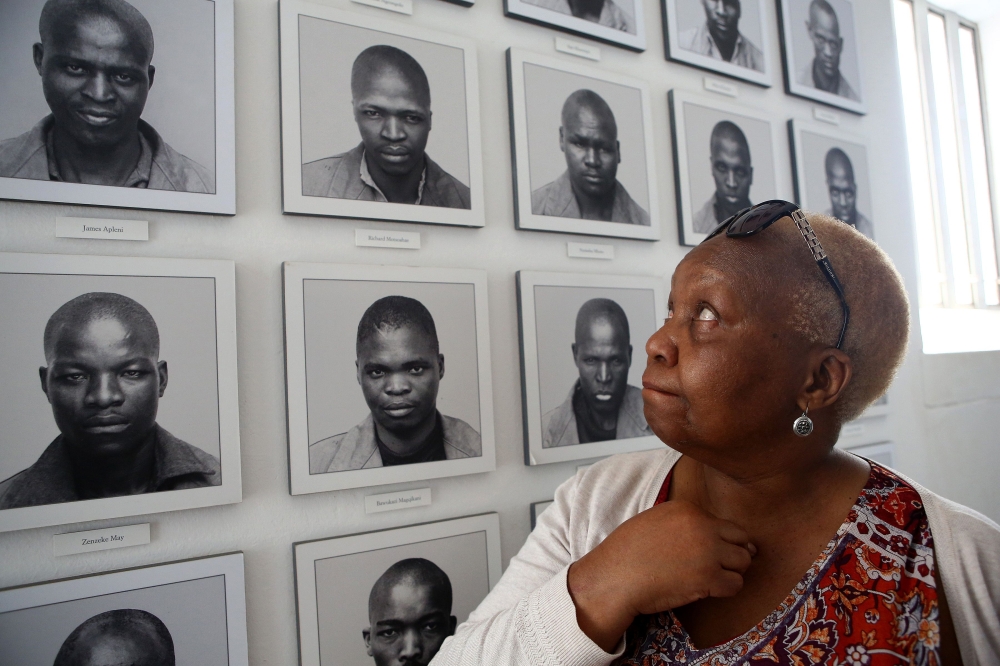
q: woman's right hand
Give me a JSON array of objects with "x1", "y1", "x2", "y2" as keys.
[{"x1": 566, "y1": 500, "x2": 755, "y2": 652}]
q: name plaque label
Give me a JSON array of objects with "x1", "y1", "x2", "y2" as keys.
[
  {"x1": 555, "y1": 37, "x2": 601, "y2": 61},
  {"x1": 355, "y1": 228, "x2": 421, "y2": 249},
  {"x1": 813, "y1": 107, "x2": 841, "y2": 125},
  {"x1": 53, "y1": 523, "x2": 150, "y2": 557},
  {"x1": 703, "y1": 77, "x2": 739, "y2": 98},
  {"x1": 567, "y1": 242, "x2": 614, "y2": 260},
  {"x1": 56, "y1": 217, "x2": 148, "y2": 241},
  {"x1": 365, "y1": 487, "x2": 432, "y2": 514},
  {"x1": 351, "y1": 0, "x2": 413, "y2": 14}
]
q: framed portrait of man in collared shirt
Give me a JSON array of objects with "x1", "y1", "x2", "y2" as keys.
[
  {"x1": 507, "y1": 49, "x2": 661, "y2": 241},
  {"x1": 777, "y1": 0, "x2": 866, "y2": 114},
  {"x1": 0, "y1": 253, "x2": 242, "y2": 533},
  {"x1": 669, "y1": 89, "x2": 789, "y2": 246},
  {"x1": 517, "y1": 271, "x2": 666, "y2": 466},
  {"x1": 0, "y1": 0, "x2": 235, "y2": 214},
  {"x1": 504, "y1": 0, "x2": 647, "y2": 51},
  {"x1": 279, "y1": 1, "x2": 485, "y2": 228},
  {"x1": 662, "y1": 0, "x2": 774, "y2": 87},
  {"x1": 283, "y1": 262, "x2": 496, "y2": 495}
]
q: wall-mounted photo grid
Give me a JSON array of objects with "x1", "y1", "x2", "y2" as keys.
[
  {"x1": 669, "y1": 89, "x2": 786, "y2": 245},
  {"x1": 0, "y1": 553, "x2": 249, "y2": 666},
  {"x1": 662, "y1": 0, "x2": 774, "y2": 87},
  {"x1": 284, "y1": 263, "x2": 496, "y2": 494},
  {"x1": 508, "y1": 49, "x2": 661, "y2": 241},
  {"x1": 517, "y1": 271, "x2": 666, "y2": 465},
  {"x1": 0, "y1": 253, "x2": 242, "y2": 533},
  {"x1": 279, "y1": 1, "x2": 485, "y2": 227},
  {"x1": 294, "y1": 514, "x2": 501, "y2": 666},
  {"x1": 0, "y1": 0, "x2": 236, "y2": 213},
  {"x1": 504, "y1": 0, "x2": 647, "y2": 51},
  {"x1": 777, "y1": 0, "x2": 866, "y2": 114}
]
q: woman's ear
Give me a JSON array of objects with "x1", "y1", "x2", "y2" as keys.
[{"x1": 799, "y1": 348, "x2": 853, "y2": 411}]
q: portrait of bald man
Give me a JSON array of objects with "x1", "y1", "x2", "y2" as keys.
[
  {"x1": 678, "y1": 0, "x2": 764, "y2": 72},
  {"x1": 692, "y1": 120, "x2": 754, "y2": 233},
  {"x1": 542, "y1": 298, "x2": 651, "y2": 448},
  {"x1": 825, "y1": 146, "x2": 873, "y2": 238},
  {"x1": 309, "y1": 295, "x2": 481, "y2": 474},
  {"x1": 531, "y1": 90, "x2": 649, "y2": 226},
  {"x1": 0, "y1": 0, "x2": 214, "y2": 192},
  {"x1": 0, "y1": 292, "x2": 220, "y2": 510},
  {"x1": 522, "y1": 0, "x2": 635, "y2": 33},
  {"x1": 362, "y1": 558, "x2": 457, "y2": 666},
  {"x1": 796, "y1": 0, "x2": 860, "y2": 101},
  {"x1": 301, "y1": 45, "x2": 471, "y2": 209},
  {"x1": 53, "y1": 609, "x2": 175, "y2": 666}
]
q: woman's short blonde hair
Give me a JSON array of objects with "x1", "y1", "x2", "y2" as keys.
[{"x1": 783, "y1": 213, "x2": 910, "y2": 421}]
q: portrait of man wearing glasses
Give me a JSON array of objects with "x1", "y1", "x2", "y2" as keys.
[{"x1": 796, "y1": 0, "x2": 860, "y2": 101}]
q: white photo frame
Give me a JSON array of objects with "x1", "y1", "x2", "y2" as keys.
[
  {"x1": 789, "y1": 119, "x2": 874, "y2": 240},
  {"x1": 530, "y1": 499, "x2": 554, "y2": 529},
  {"x1": 283, "y1": 262, "x2": 496, "y2": 494},
  {"x1": 517, "y1": 270, "x2": 666, "y2": 465},
  {"x1": 662, "y1": 0, "x2": 774, "y2": 87},
  {"x1": 504, "y1": 0, "x2": 646, "y2": 51},
  {"x1": 777, "y1": 0, "x2": 866, "y2": 114},
  {"x1": 0, "y1": 0, "x2": 236, "y2": 214},
  {"x1": 0, "y1": 553, "x2": 249, "y2": 666},
  {"x1": 507, "y1": 49, "x2": 661, "y2": 241},
  {"x1": 279, "y1": 1, "x2": 485, "y2": 228},
  {"x1": 669, "y1": 89, "x2": 788, "y2": 246},
  {"x1": 0, "y1": 252, "x2": 242, "y2": 533},
  {"x1": 293, "y1": 514, "x2": 502, "y2": 666}
]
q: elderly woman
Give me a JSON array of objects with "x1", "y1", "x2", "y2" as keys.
[{"x1": 434, "y1": 203, "x2": 1000, "y2": 665}]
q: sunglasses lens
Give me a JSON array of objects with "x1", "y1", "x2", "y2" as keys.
[{"x1": 728, "y1": 203, "x2": 786, "y2": 235}]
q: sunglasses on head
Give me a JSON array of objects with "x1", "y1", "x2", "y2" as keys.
[{"x1": 701, "y1": 200, "x2": 850, "y2": 350}]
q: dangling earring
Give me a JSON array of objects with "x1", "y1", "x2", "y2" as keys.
[{"x1": 793, "y1": 407, "x2": 814, "y2": 437}]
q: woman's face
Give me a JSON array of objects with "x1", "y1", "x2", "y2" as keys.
[{"x1": 642, "y1": 243, "x2": 807, "y2": 457}]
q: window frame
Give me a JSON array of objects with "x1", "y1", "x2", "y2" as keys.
[{"x1": 900, "y1": 0, "x2": 1000, "y2": 309}]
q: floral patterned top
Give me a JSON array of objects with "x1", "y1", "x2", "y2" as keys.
[{"x1": 613, "y1": 462, "x2": 940, "y2": 666}]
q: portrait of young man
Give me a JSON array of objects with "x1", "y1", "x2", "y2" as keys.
[
  {"x1": 0, "y1": 292, "x2": 221, "y2": 510},
  {"x1": 521, "y1": 0, "x2": 635, "y2": 33},
  {"x1": 362, "y1": 559, "x2": 457, "y2": 666},
  {"x1": 301, "y1": 45, "x2": 471, "y2": 210},
  {"x1": 531, "y1": 89, "x2": 649, "y2": 226},
  {"x1": 541, "y1": 298, "x2": 651, "y2": 448},
  {"x1": 0, "y1": 0, "x2": 215, "y2": 193},
  {"x1": 796, "y1": 0, "x2": 860, "y2": 101},
  {"x1": 678, "y1": 0, "x2": 764, "y2": 72},
  {"x1": 309, "y1": 295, "x2": 482, "y2": 473},
  {"x1": 824, "y1": 146, "x2": 873, "y2": 238},
  {"x1": 691, "y1": 119, "x2": 754, "y2": 233},
  {"x1": 53, "y1": 609, "x2": 175, "y2": 666}
]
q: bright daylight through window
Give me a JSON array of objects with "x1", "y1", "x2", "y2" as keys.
[{"x1": 894, "y1": 0, "x2": 1000, "y2": 353}]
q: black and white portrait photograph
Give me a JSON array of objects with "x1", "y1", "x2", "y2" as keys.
[
  {"x1": 790, "y1": 119, "x2": 873, "y2": 239},
  {"x1": 669, "y1": 89, "x2": 786, "y2": 245},
  {"x1": 507, "y1": 49, "x2": 660, "y2": 241},
  {"x1": 279, "y1": 1, "x2": 484, "y2": 227},
  {"x1": 294, "y1": 514, "x2": 501, "y2": 666},
  {"x1": 283, "y1": 263, "x2": 496, "y2": 495},
  {"x1": 517, "y1": 271, "x2": 665, "y2": 465},
  {"x1": 0, "y1": 252, "x2": 241, "y2": 533},
  {"x1": 778, "y1": 0, "x2": 865, "y2": 114},
  {"x1": 504, "y1": 0, "x2": 646, "y2": 51},
  {"x1": 662, "y1": 0, "x2": 773, "y2": 86},
  {"x1": 0, "y1": 553, "x2": 249, "y2": 666},
  {"x1": 0, "y1": 0, "x2": 235, "y2": 214}
]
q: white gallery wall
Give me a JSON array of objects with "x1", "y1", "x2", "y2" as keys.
[{"x1": 0, "y1": 0, "x2": 996, "y2": 662}]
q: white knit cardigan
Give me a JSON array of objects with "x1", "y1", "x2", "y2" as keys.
[{"x1": 432, "y1": 448, "x2": 1000, "y2": 666}]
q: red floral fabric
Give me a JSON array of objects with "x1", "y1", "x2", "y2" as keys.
[{"x1": 613, "y1": 463, "x2": 940, "y2": 665}]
